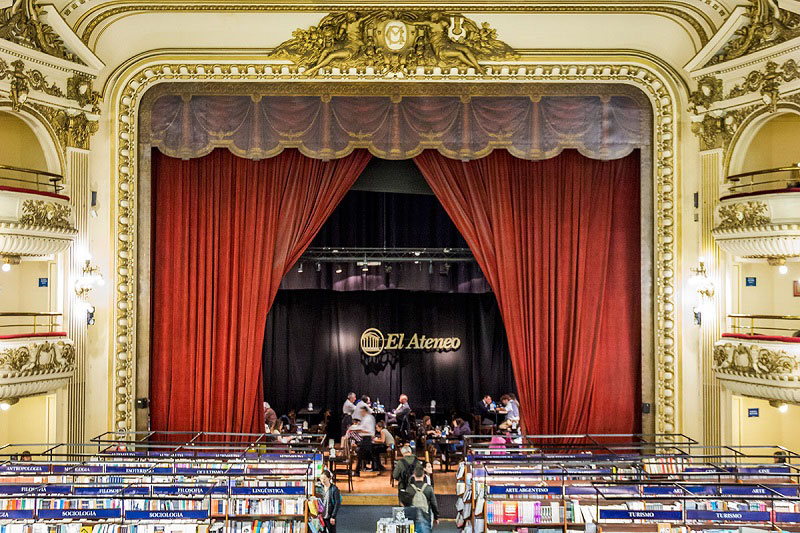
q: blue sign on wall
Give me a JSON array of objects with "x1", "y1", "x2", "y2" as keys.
[
  {"x1": 748, "y1": 407, "x2": 759, "y2": 417},
  {"x1": 38, "y1": 277, "x2": 48, "y2": 287},
  {"x1": 745, "y1": 276, "x2": 757, "y2": 286}
]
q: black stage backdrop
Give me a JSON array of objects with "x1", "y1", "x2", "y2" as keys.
[{"x1": 262, "y1": 289, "x2": 515, "y2": 435}]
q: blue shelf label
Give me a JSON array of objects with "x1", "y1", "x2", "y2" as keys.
[
  {"x1": 686, "y1": 510, "x2": 770, "y2": 522},
  {"x1": 487, "y1": 485, "x2": 561, "y2": 495},
  {"x1": 153, "y1": 486, "x2": 214, "y2": 496},
  {"x1": 0, "y1": 465, "x2": 49, "y2": 474},
  {"x1": 642, "y1": 485, "x2": 717, "y2": 496},
  {"x1": 777, "y1": 512, "x2": 800, "y2": 523},
  {"x1": 738, "y1": 466, "x2": 790, "y2": 474},
  {"x1": 53, "y1": 465, "x2": 105, "y2": 474},
  {"x1": 38, "y1": 509, "x2": 122, "y2": 520},
  {"x1": 73, "y1": 485, "x2": 149, "y2": 496},
  {"x1": 106, "y1": 466, "x2": 173, "y2": 475},
  {"x1": 231, "y1": 486, "x2": 305, "y2": 496},
  {"x1": 125, "y1": 510, "x2": 209, "y2": 520},
  {"x1": 174, "y1": 468, "x2": 245, "y2": 476},
  {"x1": 0, "y1": 510, "x2": 35, "y2": 519},
  {"x1": 720, "y1": 485, "x2": 797, "y2": 497},
  {"x1": 599, "y1": 510, "x2": 683, "y2": 521},
  {"x1": 0, "y1": 485, "x2": 71, "y2": 495},
  {"x1": 596, "y1": 486, "x2": 640, "y2": 495},
  {"x1": 545, "y1": 469, "x2": 612, "y2": 475}
]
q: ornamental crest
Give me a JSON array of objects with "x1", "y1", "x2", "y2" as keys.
[
  {"x1": 269, "y1": 10, "x2": 519, "y2": 75},
  {"x1": 716, "y1": 201, "x2": 770, "y2": 230}
]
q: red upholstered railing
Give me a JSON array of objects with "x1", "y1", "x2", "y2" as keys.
[
  {"x1": 722, "y1": 332, "x2": 800, "y2": 344},
  {"x1": 0, "y1": 331, "x2": 67, "y2": 341},
  {"x1": 0, "y1": 185, "x2": 70, "y2": 202}
]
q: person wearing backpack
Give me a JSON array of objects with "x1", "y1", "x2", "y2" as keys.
[
  {"x1": 319, "y1": 469, "x2": 341, "y2": 532},
  {"x1": 393, "y1": 445, "x2": 419, "y2": 505},
  {"x1": 404, "y1": 463, "x2": 439, "y2": 533}
]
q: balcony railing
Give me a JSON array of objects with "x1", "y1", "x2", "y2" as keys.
[
  {"x1": 0, "y1": 164, "x2": 64, "y2": 195},
  {"x1": 0, "y1": 312, "x2": 64, "y2": 338},
  {"x1": 724, "y1": 164, "x2": 800, "y2": 198},
  {"x1": 727, "y1": 313, "x2": 800, "y2": 339}
]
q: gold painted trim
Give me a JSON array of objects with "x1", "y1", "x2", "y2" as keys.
[
  {"x1": 107, "y1": 52, "x2": 681, "y2": 438},
  {"x1": 76, "y1": 3, "x2": 715, "y2": 50}
]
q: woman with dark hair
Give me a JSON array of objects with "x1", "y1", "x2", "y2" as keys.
[{"x1": 319, "y1": 469, "x2": 341, "y2": 532}]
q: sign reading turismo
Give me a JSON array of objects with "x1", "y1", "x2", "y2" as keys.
[{"x1": 360, "y1": 328, "x2": 461, "y2": 357}]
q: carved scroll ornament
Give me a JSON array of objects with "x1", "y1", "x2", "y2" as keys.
[
  {"x1": 269, "y1": 10, "x2": 518, "y2": 75},
  {"x1": 716, "y1": 201, "x2": 770, "y2": 230},
  {"x1": 713, "y1": 342, "x2": 798, "y2": 376}
]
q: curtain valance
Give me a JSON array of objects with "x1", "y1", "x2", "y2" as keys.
[{"x1": 150, "y1": 94, "x2": 646, "y2": 161}]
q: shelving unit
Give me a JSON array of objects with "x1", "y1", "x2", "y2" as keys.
[
  {"x1": 0, "y1": 432, "x2": 325, "y2": 533},
  {"x1": 455, "y1": 434, "x2": 800, "y2": 533}
]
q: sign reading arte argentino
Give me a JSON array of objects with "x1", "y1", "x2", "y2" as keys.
[{"x1": 360, "y1": 327, "x2": 461, "y2": 357}]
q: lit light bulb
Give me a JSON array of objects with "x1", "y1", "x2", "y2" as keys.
[
  {"x1": 779, "y1": 403, "x2": 789, "y2": 413},
  {"x1": 779, "y1": 265, "x2": 789, "y2": 275},
  {"x1": 1, "y1": 263, "x2": 10, "y2": 272},
  {"x1": 0, "y1": 402, "x2": 10, "y2": 411}
]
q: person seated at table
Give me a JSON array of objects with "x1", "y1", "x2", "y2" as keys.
[
  {"x1": 263, "y1": 401, "x2": 278, "y2": 431},
  {"x1": 476, "y1": 395, "x2": 495, "y2": 426},
  {"x1": 498, "y1": 394, "x2": 520, "y2": 431},
  {"x1": 270, "y1": 419, "x2": 294, "y2": 444},
  {"x1": 447, "y1": 417, "x2": 471, "y2": 455},
  {"x1": 372, "y1": 420, "x2": 395, "y2": 472},
  {"x1": 419, "y1": 416, "x2": 441, "y2": 458},
  {"x1": 387, "y1": 394, "x2": 411, "y2": 424},
  {"x1": 355, "y1": 395, "x2": 373, "y2": 417}
]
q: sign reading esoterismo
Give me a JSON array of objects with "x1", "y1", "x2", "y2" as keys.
[{"x1": 360, "y1": 327, "x2": 461, "y2": 357}]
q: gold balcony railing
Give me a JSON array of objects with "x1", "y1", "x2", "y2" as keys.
[
  {"x1": 728, "y1": 313, "x2": 800, "y2": 337},
  {"x1": 0, "y1": 164, "x2": 64, "y2": 195},
  {"x1": 0, "y1": 312, "x2": 63, "y2": 336},
  {"x1": 725, "y1": 164, "x2": 800, "y2": 196}
]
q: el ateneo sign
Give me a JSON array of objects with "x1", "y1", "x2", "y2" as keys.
[{"x1": 360, "y1": 328, "x2": 461, "y2": 357}]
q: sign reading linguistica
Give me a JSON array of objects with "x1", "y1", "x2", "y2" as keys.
[{"x1": 360, "y1": 327, "x2": 461, "y2": 357}]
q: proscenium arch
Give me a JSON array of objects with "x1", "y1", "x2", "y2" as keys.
[
  {"x1": 0, "y1": 104, "x2": 65, "y2": 178},
  {"x1": 105, "y1": 53, "x2": 682, "y2": 440}
]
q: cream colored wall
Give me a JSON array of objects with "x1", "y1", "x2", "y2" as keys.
[
  {"x1": 731, "y1": 113, "x2": 800, "y2": 174},
  {"x1": 0, "y1": 394, "x2": 57, "y2": 450},
  {"x1": 0, "y1": 262, "x2": 54, "y2": 333},
  {"x1": 0, "y1": 112, "x2": 48, "y2": 171},
  {"x1": 732, "y1": 395, "x2": 800, "y2": 452}
]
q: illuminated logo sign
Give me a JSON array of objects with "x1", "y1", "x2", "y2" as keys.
[{"x1": 359, "y1": 328, "x2": 461, "y2": 357}]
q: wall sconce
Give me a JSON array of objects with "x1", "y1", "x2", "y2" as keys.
[
  {"x1": 74, "y1": 259, "x2": 103, "y2": 325},
  {"x1": 691, "y1": 257, "x2": 715, "y2": 325},
  {"x1": 769, "y1": 400, "x2": 789, "y2": 413},
  {"x1": 1, "y1": 255, "x2": 21, "y2": 272},
  {"x1": 0, "y1": 398, "x2": 19, "y2": 411},
  {"x1": 768, "y1": 257, "x2": 789, "y2": 275}
]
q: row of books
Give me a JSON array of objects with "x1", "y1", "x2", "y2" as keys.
[
  {"x1": 229, "y1": 521, "x2": 303, "y2": 533},
  {"x1": 126, "y1": 500, "x2": 207, "y2": 511},
  {"x1": 486, "y1": 501, "x2": 561, "y2": 524},
  {"x1": 225, "y1": 500, "x2": 304, "y2": 516},
  {"x1": 0, "y1": 526, "x2": 207, "y2": 533},
  {"x1": 0, "y1": 501, "x2": 34, "y2": 511},
  {"x1": 39, "y1": 501, "x2": 121, "y2": 510}
]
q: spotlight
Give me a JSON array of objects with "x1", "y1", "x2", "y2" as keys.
[
  {"x1": 297, "y1": 262, "x2": 303, "y2": 273},
  {"x1": 1, "y1": 263, "x2": 9, "y2": 273},
  {"x1": 385, "y1": 264, "x2": 393, "y2": 273},
  {"x1": 428, "y1": 261, "x2": 434, "y2": 274},
  {"x1": 362, "y1": 263, "x2": 369, "y2": 272},
  {"x1": 780, "y1": 403, "x2": 789, "y2": 413},
  {"x1": 440, "y1": 263, "x2": 451, "y2": 275},
  {"x1": 315, "y1": 262, "x2": 321, "y2": 272},
  {"x1": 779, "y1": 265, "x2": 789, "y2": 275},
  {"x1": 335, "y1": 264, "x2": 343, "y2": 274},
  {"x1": 1, "y1": 255, "x2": 20, "y2": 272},
  {"x1": 0, "y1": 398, "x2": 18, "y2": 411},
  {"x1": 768, "y1": 257, "x2": 788, "y2": 274}
]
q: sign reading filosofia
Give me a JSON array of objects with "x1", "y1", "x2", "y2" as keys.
[{"x1": 360, "y1": 328, "x2": 461, "y2": 357}]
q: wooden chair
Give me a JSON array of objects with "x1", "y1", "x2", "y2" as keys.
[
  {"x1": 473, "y1": 414, "x2": 495, "y2": 435},
  {"x1": 330, "y1": 440, "x2": 355, "y2": 492}
]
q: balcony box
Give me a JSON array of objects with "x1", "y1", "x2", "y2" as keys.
[
  {"x1": 0, "y1": 333, "x2": 75, "y2": 400},
  {"x1": 0, "y1": 186, "x2": 77, "y2": 257}
]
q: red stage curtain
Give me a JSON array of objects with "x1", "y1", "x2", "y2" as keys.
[
  {"x1": 151, "y1": 148, "x2": 371, "y2": 435},
  {"x1": 414, "y1": 149, "x2": 641, "y2": 435}
]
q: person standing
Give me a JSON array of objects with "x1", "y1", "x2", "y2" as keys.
[
  {"x1": 341, "y1": 392, "x2": 357, "y2": 437},
  {"x1": 393, "y1": 445, "x2": 420, "y2": 505},
  {"x1": 403, "y1": 463, "x2": 439, "y2": 533},
  {"x1": 319, "y1": 469, "x2": 341, "y2": 533},
  {"x1": 350, "y1": 405, "x2": 376, "y2": 475},
  {"x1": 263, "y1": 401, "x2": 277, "y2": 430}
]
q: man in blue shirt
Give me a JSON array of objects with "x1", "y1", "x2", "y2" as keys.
[{"x1": 498, "y1": 394, "x2": 520, "y2": 431}]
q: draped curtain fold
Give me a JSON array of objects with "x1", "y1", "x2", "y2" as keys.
[
  {"x1": 413, "y1": 149, "x2": 641, "y2": 435},
  {"x1": 150, "y1": 148, "x2": 371, "y2": 435}
]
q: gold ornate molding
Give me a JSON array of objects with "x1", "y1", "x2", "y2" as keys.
[
  {"x1": 0, "y1": 58, "x2": 63, "y2": 110},
  {"x1": 19, "y1": 199, "x2": 72, "y2": 230},
  {"x1": 29, "y1": 102, "x2": 98, "y2": 151},
  {"x1": 689, "y1": 75, "x2": 723, "y2": 113},
  {"x1": 728, "y1": 59, "x2": 800, "y2": 111},
  {"x1": 270, "y1": 11, "x2": 517, "y2": 75},
  {"x1": 0, "y1": 0, "x2": 82, "y2": 64},
  {"x1": 107, "y1": 55, "x2": 680, "y2": 439},
  {"x1": 0, "y1": 340, "x2": 75, "y2": 373},
  {"x1": 707, "y1": 0, "x2": 800, "y2": 66},
  {"x1": 713, "y1": 342, "x2": 798, "y2": 377},
  {"x1": 716, "y1": 201, "x2": 770, "y2": 230},
  {"x1": 67, "y1": 73, "x2": 101, "y2": 113}
]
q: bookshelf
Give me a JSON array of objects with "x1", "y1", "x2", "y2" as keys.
[
  {"x1": 0, "y1": 432, "x2": 325, "y2": 533},
  {"x1": 455, "y1": 434, "x2": 800, "y2": 533}
]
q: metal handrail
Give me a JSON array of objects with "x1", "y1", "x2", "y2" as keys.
[
  {"x1": 728, "y1": 313, "x2": 800, "y2": 337},
  {"x1": 0, "y1": 163, "x2": 64, "y2": 194},
  {"x1": 724, "y1": 164, "x2": 800, "y2": 196},
  {"x1": 0, "y1": 312, "x2": 63, "y2": 334}
]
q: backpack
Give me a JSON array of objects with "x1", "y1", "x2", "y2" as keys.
[
  {"x1": 410, "y1": 483, "x2": 430, "y2": 515},
  {"x1": 398, "y1": 457, "x2": 419, "y2": 490}
]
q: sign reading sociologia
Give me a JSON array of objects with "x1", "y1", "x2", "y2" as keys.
[{"x1": 360, "y1": 327, "x2": 461, "y2": 357}]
